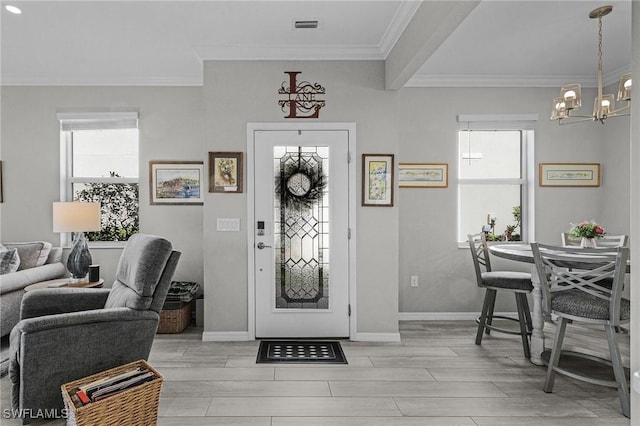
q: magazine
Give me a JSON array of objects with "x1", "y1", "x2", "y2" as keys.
[{"x1": 71, "y1": 366, "x2": 157, "y2": 406}]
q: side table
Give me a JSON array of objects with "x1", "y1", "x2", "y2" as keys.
[{"x1": 24, "y1": 278, "x2": 104, "y2": 292}]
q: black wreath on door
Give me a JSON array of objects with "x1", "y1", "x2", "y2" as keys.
[{"x1": 275, "y1": 160, "x2": 327, "y2": 210}]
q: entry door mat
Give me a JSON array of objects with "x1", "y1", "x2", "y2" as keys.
[{"x1": 256, "y1": 340, "x2": 347, "y2": 364}]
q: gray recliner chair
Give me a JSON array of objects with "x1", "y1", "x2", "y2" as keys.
[{"x1": 9, "y1": 234, "x2": 181, "y2": 423}]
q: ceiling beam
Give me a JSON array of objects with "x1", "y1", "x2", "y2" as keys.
[{"x1": 385, "y1": 0, "x2": 480, "y2": 90}]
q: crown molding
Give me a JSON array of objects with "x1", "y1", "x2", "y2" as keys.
[
  {"x1": 405, "y1": 74, "x2": 585, "y2": 88},
  {"x1": 378, "y1": 1, "x2": 422, "y2": 58},
  {"x1": 406, "y1": 65, "x2": 633, "y2": 88},
  {"x1": 0, "y1": 74, "x2": 204, "y2": 87},
  {"x1": 193, "y1": 44, "x2": 386, "y2": 61}
]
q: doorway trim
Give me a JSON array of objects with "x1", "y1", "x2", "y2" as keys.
[{"x1": 246, "y1": 122, "x2": 357, "y2": 340}]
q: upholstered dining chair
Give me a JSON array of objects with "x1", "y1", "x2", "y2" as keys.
[
  {"x1": 467, "y1": 233, "x2": 533, "y2": 358},
  {"x1": 9, "y1": 234, "x2": 180, "y2": 424},
  {"x1": 531, "y1": 243, "x2": 630, "y2": 418}
]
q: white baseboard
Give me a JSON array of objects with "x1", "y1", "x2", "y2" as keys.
[
  {"x1": 398, "y1": 312, "x2": 518, "y2": 321},
  {"x1": 351, "y1": 332, "x2": 402, "y2": 342},
  {"x1": 201, "y1": 331, "x2": 402, "y2": 342},
  {"x1": 202, "y1": 331, "x2": 252, "y2": 341}
]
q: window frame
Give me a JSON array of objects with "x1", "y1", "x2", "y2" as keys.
[
  {"x1": 456, "y1": 114, "x2": 536, "y2": 245},
  {"x1": 58, "y1": 112, "x2": 139, "y2": 248}
]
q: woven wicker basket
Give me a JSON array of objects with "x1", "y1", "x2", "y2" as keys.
[
  {"x1": 61, "y1": 360, "x2": 162, "y2": 426},
  {"x1": 157, "y1": 302, "x2": 191, "y2": 333}
]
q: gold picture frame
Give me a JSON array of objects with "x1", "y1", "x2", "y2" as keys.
[
  {"x1": 539, "y1": 163, "x2": 600, "y2": 187},
  {"x1": 398, "y1": 163, "x2": 448, "y2": 188},
  {"x1": 149, "y1": 161, "x2": 204, "y2": 205}
]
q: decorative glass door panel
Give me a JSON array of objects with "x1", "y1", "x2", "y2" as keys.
[
  {"x1": 253, "y1": 128, "x2": 350, "y2": 338},
  {"x1": 274, "y1": 146, "x2": 329, "y2": 310}
]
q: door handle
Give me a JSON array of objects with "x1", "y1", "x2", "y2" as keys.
[{"x1": 257, "y1": 242, "x2": 272, "y2": 249}]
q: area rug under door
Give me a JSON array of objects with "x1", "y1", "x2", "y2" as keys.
[{"x1": 256, "y1": 340, "x2": 347, "y2": 364}]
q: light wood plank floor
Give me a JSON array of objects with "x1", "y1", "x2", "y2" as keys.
[{"x1": 0, "y1": 320, "x2": 630, "y2": 425}]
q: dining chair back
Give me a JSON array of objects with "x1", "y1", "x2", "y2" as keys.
[
  {"x1": 467, "y1": 233, "x2": 533, "y2": 358},
  {"x1": 560, "y1": 233, "x2": 628, "y2": 291},
  {"x1": 560, "y1": 232, "x2": 628, "y2": 248},
  {"x1": 595, "y1": 234, "x2": 629, "y2": 248},
  {"x1": 530, "y1": 243, "x2": 630, "y2": 417}
]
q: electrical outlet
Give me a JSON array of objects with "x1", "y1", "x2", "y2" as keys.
[{"x1": 410, "y1": 276, "x2": 419, "y2": 287}]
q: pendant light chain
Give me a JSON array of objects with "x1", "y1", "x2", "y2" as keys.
[{"x1": 596, "y1": 15, "x2": 604, "y2": 119}]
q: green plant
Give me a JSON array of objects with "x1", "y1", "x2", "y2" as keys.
[
  {"x1": 505, "y1": 206, "x2": 521, "y2": 241},
  {"x1": 484, "y1": 206, "x2": 521, "y2": 242},
  {"x1": 75, "y1": 172, "x2": 139, "y2": 241},
  {"x1": 486, "y1": 233, "x2": 504, "y2": 242}
]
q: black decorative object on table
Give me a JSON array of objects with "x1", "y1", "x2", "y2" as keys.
[{"x1": 89, "y1": 264, "x2": 100, "y2": 282}]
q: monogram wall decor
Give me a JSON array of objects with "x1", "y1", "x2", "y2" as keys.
[{"x1": 278, "y1": 71, "x2": 326, "y2": 119}]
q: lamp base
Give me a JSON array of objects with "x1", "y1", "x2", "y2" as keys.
[{"x1": 67, "y1": 232, "x2": 92, "y2": 281}]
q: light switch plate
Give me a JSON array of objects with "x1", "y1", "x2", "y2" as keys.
[{"x1": 217, "y1": 218, "x2": 240, "y2": 232}]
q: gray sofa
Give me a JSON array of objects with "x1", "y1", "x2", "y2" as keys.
[{"x1": 0, "y1": 242, "x2": 66, "y2": 338}]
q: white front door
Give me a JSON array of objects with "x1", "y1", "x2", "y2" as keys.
[{"x1": 252, "y1": 128, "x2": 351, "y2": 338}]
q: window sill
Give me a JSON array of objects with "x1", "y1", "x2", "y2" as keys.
[{"x1": 61, "y1": 241, "x2": 126, "y2": 250}]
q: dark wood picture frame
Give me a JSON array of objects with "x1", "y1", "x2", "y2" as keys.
[
  {"x1": 0, "y1": 160, "x2": 3, "y2": 203},
  {"x1": 362, "y1": 154, "x2": 394, "y2": 207},
  {"x1": 209, "y1": 152, "x2": 243, "y2": 193}
]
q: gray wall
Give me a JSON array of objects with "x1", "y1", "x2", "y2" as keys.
[
  {"x1": 629, "y1": 0, "x2": 639, "y2": 419},
  {"x1": 0, "y1": 87, "x2": 204, "y2": 288},
  {"x1": 0, "y1": 64, "x2": 631, "y2": 339},
  {"x1": 601, "y1": 82, "x2": 632, "y2": 233},
  {"x1": 202, "y1": 60, "x2": 400, "y2": 335},
  {"x1": 397, "y1": 86, "x2": 630, "y2": 314}
]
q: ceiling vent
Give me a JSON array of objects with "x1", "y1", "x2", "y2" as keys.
[{"x1": 294, "y1": 20, "x2": 319, "y2": 29}]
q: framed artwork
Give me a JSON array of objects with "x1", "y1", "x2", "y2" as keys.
[
  {"x1": 398, "y1": 163, "x2": 448, "y2": 188},
  {"x1": 362, "y1": 154, "x2": 394, "y2": 207},
  {"x1": 539, "y1": 163, "x2": 600, "y2": 187},
  {"x1": 209, "y1": 152, "x2": 243, "y2": 193},
  {"x1": 149, "y1": 161, "x2": 204, "y2": 205}
]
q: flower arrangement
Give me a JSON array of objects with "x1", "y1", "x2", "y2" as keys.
[{"x1": 568, "y1": 220, "x2": 606, "y2": 239}]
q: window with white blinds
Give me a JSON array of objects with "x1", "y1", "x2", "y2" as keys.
[
  {"x1": 58, "y1": 112, "x2": 140, "y2": 243},
  {"x1": 457, "y1": 114, "x2": 536, "y2": 243}
]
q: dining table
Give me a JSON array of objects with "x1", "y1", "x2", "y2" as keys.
[{"x1": 488, "y1": 242, "x2": 631, "y2": 366}]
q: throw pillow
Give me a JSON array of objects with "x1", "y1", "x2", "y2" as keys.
[
  {"x1": 2, "y1": 241, "x2": 52, "y2": 270},
  {"x1": 0, "y1": 248, "x2": 21, "y2": 274}
]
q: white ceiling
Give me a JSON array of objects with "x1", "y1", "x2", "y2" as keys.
[{"x1": 0, "y1": 0, "x2": 632, "y2": 87}]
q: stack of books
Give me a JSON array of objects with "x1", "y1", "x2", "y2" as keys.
[{"x1": 69, "y1": 365, "x2": 157, "y2": 407}]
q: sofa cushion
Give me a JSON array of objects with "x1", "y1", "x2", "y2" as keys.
[
  {"x1": 0, "y1": 248, "x2": 20, "y2": 274},
  {"x1": 2, "y1": 242, "x2": 52, "y2": 271}
]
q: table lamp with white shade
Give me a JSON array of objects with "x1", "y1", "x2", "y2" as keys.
[{"x1": 52, "y1": 202, "x2": 101, "y2": 281}]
